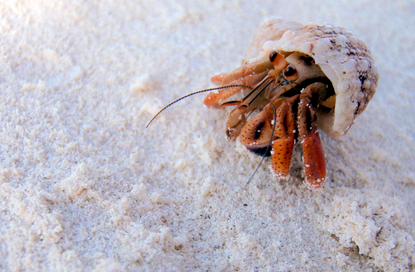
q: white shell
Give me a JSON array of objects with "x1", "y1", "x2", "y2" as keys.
[{"x1": 242, "y1": 18, "x2": 379, "y2": 137}]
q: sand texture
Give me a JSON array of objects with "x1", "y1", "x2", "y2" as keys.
[{"x1": 1, "y1": 0, "x2": 414, "y2": 271}]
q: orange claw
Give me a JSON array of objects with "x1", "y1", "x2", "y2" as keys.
[
  {"x1": 203, "y1": 86, "x2": 243, "y2": 108},
  {"x1": 297, "y1": 82, "x2": 327, "y2": 188},
  {"x1": 204, "y1": 60, "x2": 274, "y2": 108},
  {"x1": 213, "y1": 60, "x2": 273, "y2": 86},
  {"x1": 269, "y1": 96, "x2": 297, "y2": 178},
  {"x1": 271, "y1": 136, "x2": 295, "y2": 178},
  {"x1": 239, "y1": 95, "x2": 298, "y2": 179},
  {"x1": 211, "y1": 72, "x2": 228, "y2": 85},
  {"x1": 302, "y1": 127, "x2": 326, "y2": 188},
  {"x1": 204, "y1": 72, "x2": 240, "y2": 107}
]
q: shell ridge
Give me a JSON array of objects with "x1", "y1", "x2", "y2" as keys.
[{"x1": 242, "y1": 18, "x2": 379, "y2": 137}]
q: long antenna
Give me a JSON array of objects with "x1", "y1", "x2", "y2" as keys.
[
  {"x1": 244, "y1": 103, "x2": 277, "y2": 188},
  {"x1": 145, "y1": 85, "x2": 251, "y2": 128}
]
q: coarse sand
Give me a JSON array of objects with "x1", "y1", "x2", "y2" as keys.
[{"x1": 0, "y1": 0, "x2": 414, "y2": 271}]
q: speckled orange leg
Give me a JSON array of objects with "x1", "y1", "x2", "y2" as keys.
[
  {"x1": 224, "y1": 76, "x2": 277, "y2": 139},
  {"x1": 298, "y1": 84, "x2": 327, "y2": 188},
  {"x1": 239, "y1": 97, "x2": 285, "y2": 150},
  {"x1": 239, "y1": 95, "x2": 297, "y2": 178},
  {"x1": 270, "y1": 96, "x2": 297, "y2": 178},
  {"x1": 301, "y1": 127, "x2": 326, "y2": 188},
  {"x1": 271, "y1": 136, "x2": 295, "y2": 178}
]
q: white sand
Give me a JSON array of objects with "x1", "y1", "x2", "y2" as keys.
[{"x1": 1, "y1": 0, "x2": 414, "y2": 271}]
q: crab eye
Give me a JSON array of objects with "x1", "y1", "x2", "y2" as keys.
[
  {"x1": 269, "y1": 51, "x2": 278, "y2": 62},
  {"x1": 283, "y1": 65, "x2": 298, "y2": 80},
  {"x1": 269, "y1": 51, "x2": 288, "y2": 71}
]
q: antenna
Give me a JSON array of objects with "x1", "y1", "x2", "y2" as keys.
[{"x1": 145, "y1": 85, "x2": 251, "y2": 128}]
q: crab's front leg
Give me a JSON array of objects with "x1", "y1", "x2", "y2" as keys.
[
  {"x1": 240, "y1": 95, "x2": 298, "y2": 178},
  {"x1": 204, "y1": 59, "x2": 273, "y2": 107},
  {"x1": 221, "y1": 52, "x2": 292, "y2": 140},
  {"x1": 297, "y1": 82, "x2": 327, "y2": 188}
]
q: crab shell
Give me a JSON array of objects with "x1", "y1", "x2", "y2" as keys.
[{"x1": 241, "y1": 18, "x2": 379, "y2": 138}]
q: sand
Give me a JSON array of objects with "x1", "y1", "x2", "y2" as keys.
[{"x1": 0, "y1": 0, "x2": 414, "y2": 271}]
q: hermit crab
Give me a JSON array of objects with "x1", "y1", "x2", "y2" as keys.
[{"x1": 147, "y1": 18, "x2": 378, "y2": 189}]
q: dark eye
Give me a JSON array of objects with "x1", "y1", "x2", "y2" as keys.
[
  {"x1": 283, "y1": 65, "x2": 298, "y2": 80},
  {"x1": 269, "y1": 51, "x2": 278, "y2": 62}
]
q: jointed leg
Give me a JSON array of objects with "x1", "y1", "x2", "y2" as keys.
[
  {"x1": 270, "y1": 96, "x2": 297, "y2": 178},
  {"x1": 240, "y1": 96, "x2": 298, "y2": 178},
  {"x1": 297, "y1": 83, "x2": 327, "y2": 188},
  {"x1": 204, "y1": 59, "x2": 273, "y2": 107}
]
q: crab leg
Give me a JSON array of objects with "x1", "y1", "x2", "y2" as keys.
[
  {"x1": 297, "y1": 83, "x2": 327, "y2": 188},
  {"x1": 269, "y1": 96, "x2": 297, "y2": 178},
  {"x1": 211, "y1": 59, "x2": 273, "y2": 86},
  {"x1": 204, "y1": 71, "x2": 269, "y2": 108},
  {"x1": 204, "y1": 60, "x2": 272, "y2": 107},
  {"x1": 225, "y1": 76, "x2": 276, "y2": 139},
  {"x1": 223, "y1": 52, "x2": 293, "y2": 139},
  {"x1": 239, "y1": 95, "x2": 298, "y2": 178},
  {"x1": 205, "y1": 50, "x2": 288, "y2": 108}
]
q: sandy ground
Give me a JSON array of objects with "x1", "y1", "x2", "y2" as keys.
[{"x1": 1, "y1": 0, "x2": 414, "y2": 271}]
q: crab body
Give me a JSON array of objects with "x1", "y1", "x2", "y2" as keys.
[{"x1": 204, "y1": 18, "x2": 378, "y2": 188}]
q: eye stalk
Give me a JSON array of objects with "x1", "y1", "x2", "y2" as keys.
[
  {"x1": 283, "y1": 65, "x2": 299, "y2": 81},
  {"x1": 269, "y1": 51, "x2": 278, "y2": 63},
  {"x1": 269, "y1": 51, "x2": 288, "y2": 71}
]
